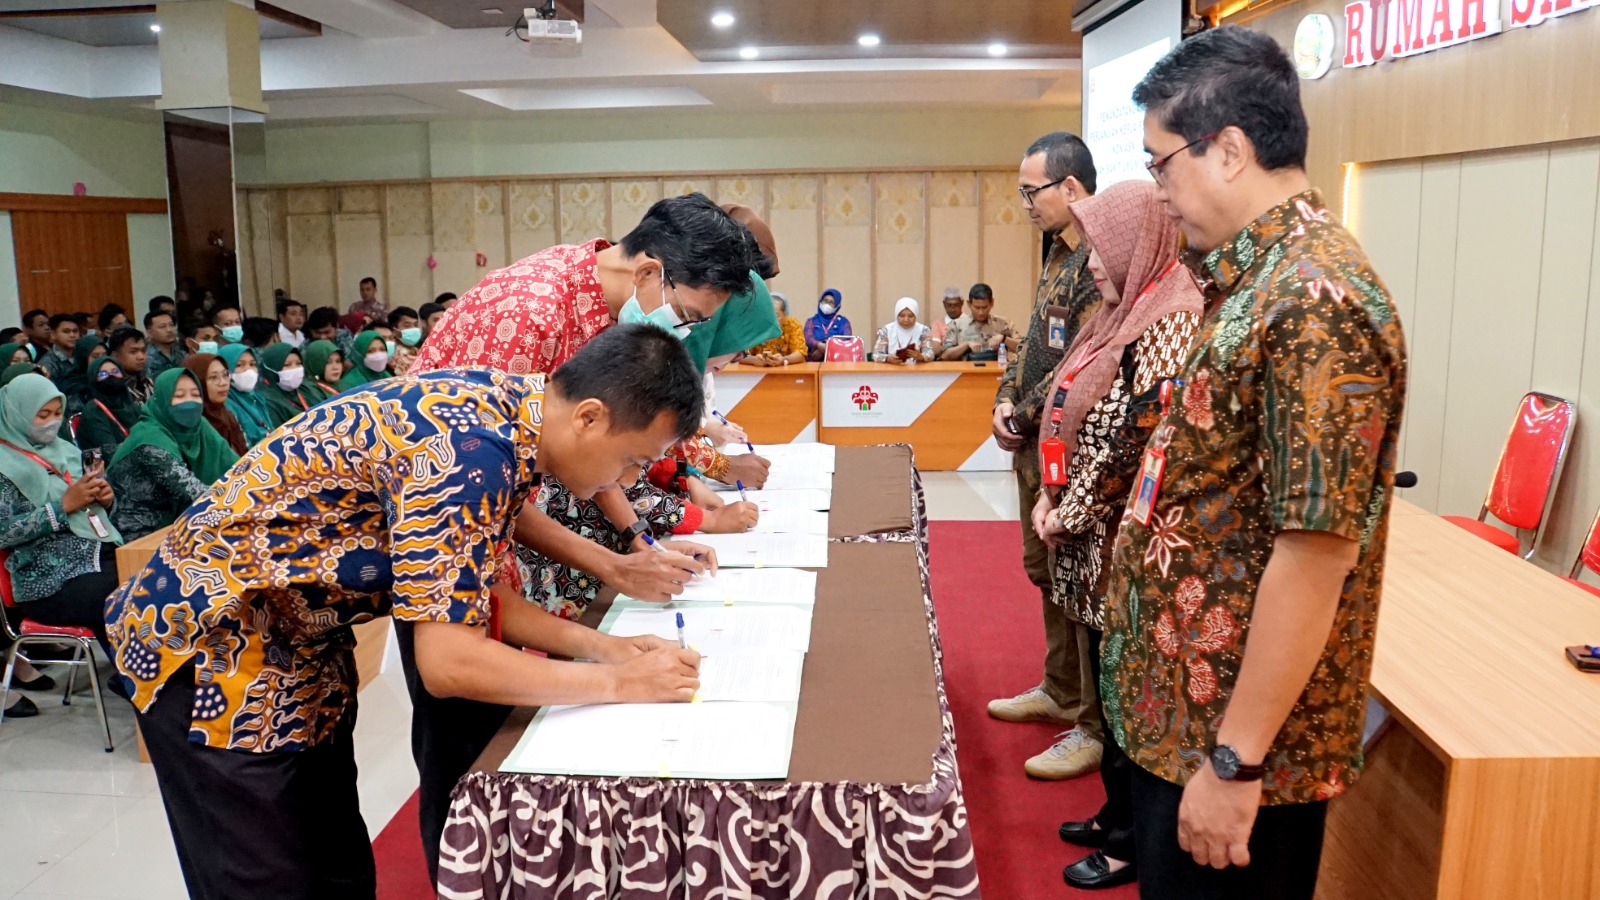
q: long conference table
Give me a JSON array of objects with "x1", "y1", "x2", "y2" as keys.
[{"x1": 435, "y1": 445, "x2": 981, "y2": 898}]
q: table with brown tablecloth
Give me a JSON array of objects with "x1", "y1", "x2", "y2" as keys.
[{"x1": 435, "y1": 445, "x2": 980, "y2": 899}]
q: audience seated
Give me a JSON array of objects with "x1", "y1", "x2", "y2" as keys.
[
  {"x1": 76, "y1": 355, "x2": 141, "y2": 458},
  {"x1": 179, "y1": 315, "x2": 220, "y2": 357},
  {"x1": 389, "y1": 307, "x2": 422, "y2": 349},
  {"x1": 350, "y1": 275, "x2": 388, "y2": 321},
  {"x1": 872, "y1": 297, "x2": 936, "y2": 364},
  {"x1": 212, "y1": 305, "x2": 244, "y2": 345},
  {"x1": 742, "y1": 292, "x2": 806, "y2": 367},
  {"x1": 302, "y1": 340, "x2": 344, "y2": 400},
  {"x1": 803, "y1": 288, "x2": 852, "y2": 362},
  {"x1": 337, "y1": 330, "x2": 391, "y2": 391},
  {"x1": 183, "y1": 353, "x2": 249, "y2": 456},
  {"x1": 941, "y1": 283, "x2": 1015, "y2": 361},
  {"x1": 0, "y1": 375, "x2": 120, "y2": 654},
  {"x1": 306, "y1": 306, "x2": 340, "y2": 344},
  {"x1": 143, "y1": 309, "x2": 185, "y2": 377},
  {"x1": 22, "y1": 310, "x2": 51, "y2": 360},
  {"x1": 390, "y1": 342, "x2": 417, "y2": 376},
  {"x1": 40, "y1": 314, "x2": 81, "y2": 383},
  {"x1": 55, "y1": 333, "x2": 105, "y2": 419},
  {"x1": 217, "y1": 344, "x2": 272, "y2": 448},
  {"x1": 276, "y1": 299, "x2": 307, "y2": 349},
  {"x1": 3, "y1": 344, "x2": 33, "y2": 368},
  {"x1": 106, "y1": 368, "x2": 238, "y2": 542},
  {"x1": 0, "y1": 363, "x2": 47, "y2": 387},
  {"x1": 242, "y1": 316, "x2": 279, "y2": 350},
  {"x1": 97, "y1": 303, "x2": 129, "y2": 336},
  {"x1": 929, "y1": 287, "x2": 970, "y2": 345},
  {"x1": 418, "y1": 301, "x2": 447, "y2": 339},
  {"x1": 256, "y1": 343, "x2": 312, "y2": 428},
  {"x1": 107, "y1": 327, "x2": 152, "y2": 404}
]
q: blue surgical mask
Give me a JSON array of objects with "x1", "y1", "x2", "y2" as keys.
[
  {"x1": 197, "y1": 340, "x2": 219, "y2": 355},
  {"x1": 400, "y1": 327, "x2": 422, "y2": 347},
  {"x1": 220, "y1": 325, "x2": 244, "y2": 343},
  {"x1": 616, "y1": 276, "x2": 690, "y2": 339},
  {"x1": 385, "y1": 339, "x2": 396, "y2": 355}
]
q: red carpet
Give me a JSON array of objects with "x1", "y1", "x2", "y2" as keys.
[{"x1": 371, "y1": 519, "x2": 1135, "y2": 898}]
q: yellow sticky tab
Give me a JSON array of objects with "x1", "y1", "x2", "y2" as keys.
[
  {"x1": 656, "y1": 762, "x2": 671, "y2": 779},
  {"x1": 691, "y1": 692, "x2": 702, "y2": 703}
]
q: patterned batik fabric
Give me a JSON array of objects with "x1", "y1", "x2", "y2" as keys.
[
  {"x1": 409, "y1": 240, "x2": 614, "y2": 377},
  {"x1": 1100, "y1": 190, "x2": 1409, "y2": 805},
  {"x1": 749, "y1": 317, "x2": 807, "y2": 358},
  {"x1": 997, "y1": 238, "x2": 1103, "y2": 433},
  {"x1": 105, "y1": 369, "x2": 547, "y2": 753},
  {"x1": 1050, "y1": 310, "x2": 1201, "y2": 629},
  {"x1": 106, "y1": 445, "x2": 209, "y2": 543}
]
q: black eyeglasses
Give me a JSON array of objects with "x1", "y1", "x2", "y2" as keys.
[
  {"x1": 662, "y1": 274, "x2": 713, "y2": 332},
  {"x1": 1016, "y1": 176, "x2": 1068, "y2": 208},
  {"x1": 1146, "y1": 133, "x2": 1218, "y2": 185}
]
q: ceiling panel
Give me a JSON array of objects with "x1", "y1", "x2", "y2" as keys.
[
  {"x1": 0, "y1": 8, "x2": 315, "y2": 47},
  {"x1": 386, "y1": 0, "x2": 584, "y2": 30},
  {"x1": 658, "y1": 0, "x2": 1079, "y2": 60}
]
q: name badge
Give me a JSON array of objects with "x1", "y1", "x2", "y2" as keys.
[
  {"x1": 1130, "y1": 448, "x2": 1166, "y2": 526},
  {"x1": 1045, "y1": 307, "x2": 1071, "y2": 351},
  {"x1": 87, "y1": 510, "x2": 111, "y2": 539},
  {"x1": 1040, "y1": 435, "x2": 1068, "y2": 486}
]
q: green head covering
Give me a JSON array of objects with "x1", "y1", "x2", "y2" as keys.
[
  {"x1": 110, "y1": 367, "x2": 238, "y2": 485},
  {"x1": 681, "y1": 271, "x2": 780, "y2": 374},
  {"x1": 255, "y1": 342, "x2": 316, "y2": 426},
  {"x1": 338, "y1": 330, "x2": 389, "y2": 390},
  {"x1": 256, "y1": 342, "x2": 298, "y2": 387},
  {"x1": 58, "y1": 333, "x2": 105, "y2": 398},
  {"x1": 216, "y1": 344, "x2": 272, "y2": 446},
  {"x1": 0, "y1": 363, "x2": 41, "y2": 387},
  {"x1": 303, "y1": 340, "x2": 341, "y2": 383},
  {"x1": 0, "y1": 374, "x2": 119, "y2": 543}
]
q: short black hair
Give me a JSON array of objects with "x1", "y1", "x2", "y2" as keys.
[
  {"x1": 70, "y1": 312, "x2": 91, "y2": 330},
  {"x1": 1025, "y1": 132, "x2": 1098, "y2": 195},
  {"x1": 550, "y1": 323, "x2": 704, "y2": 441},
  {"x1": 276, "y1": 298, "x2": 306, "y2": 317},
  {"x1": 0, "y1": 328, "x2": 20, "y2": 344},
  {"x1": 179, "y1": 314, "x2": 211, "y2": 339},
  {"x1": 22, "y1": 309, "x2": 47, "y2": 329},
  {"x1": 242, "y1": 317, "x2": 278, "y2": 348},
  {"x1": 210, "y1": 305, "x2": 242, "y2": 327},
  {"x1": 387, "y1": 306, "x2": 419, "y2": 328},
  {"x1": 969, "y1": 283, "x2": 994, "y2": 302},
  {"x1": 98, "y1": 303, "x2": 127, "y2": 332},
  {"x1": 143, "y1": 309, "x2": 173, "y2": 328},
  {"x1": 419, "y1": 302, "x2": 445, "y2": 321},
  {"x1": 149, "y1": 295, "x2": 175, "y2": 313},
  {"x1": 307, "y1": 306, "x2": 340, "y2": 333},
  {"x1": 433, "y1": 292, "x2": 457, "y2": 305},
  {"x1": 360, "y1": 276, "x2": 378, "y2": 289},
  {"x1": 107, "y1": 326, "x2": 145, "y2": 352},
  {"x1": 1132, "y1": 25, "x2": 1308, "y2": 172},
  {"x1": 48, "y1": 313, "x2": 76, "y2": 330},
  {"x1": 619, "y1": 193, "x2": 757, "y2": 296}
]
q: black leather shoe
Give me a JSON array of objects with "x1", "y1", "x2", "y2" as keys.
[
  {"x1": 13, "y1": 672, "x2": 56, "y2": 691},
  {"x1": 1064, "y1": 851, "x2": 1137, "y2": 890},
  {"x1": 2, "y1": 695, "x2": 40, "y2": 719},
  {"x1": 1058, "y1": 818, "x2": 1107, "y2": 848}
]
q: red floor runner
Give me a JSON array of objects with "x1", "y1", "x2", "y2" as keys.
[{"x1": 372, "y1": 519, "x2": 1135, "y2": 898}]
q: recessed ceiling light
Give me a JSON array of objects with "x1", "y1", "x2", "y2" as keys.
[
  {"x1": 711, "y1": 11, "x2": 735, "y2": 28},
  {"x1": 480, "y1": 7, "x2": 503, "y2": 13},
  {"x1": 149, "y1": 23, "x2": 161, "y2": 33},
  {"x1": 987, "y1": 42, "x2": 1008, "y2": 56},
  {"x1": 739, "y1": 46, "x2": 760, "y2": 59},
  {"x1": 858, "y1": 33, "x2": 881, "y2": 47}
]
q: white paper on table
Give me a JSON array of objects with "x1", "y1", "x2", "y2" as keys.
[
  {"x1": 663, "y1": 568, "x2": 818, "y2": 606},
  {"x1": 727, "y1": 443, "x2": 837, "y2": 473},
  {"x1": 605, "y1": 605, "x2": 814, "y2": 654},
  {"x1": 749, "y1": 469, "x2": 836, "y2": 492},
  {"x1": 697, "y1": 651, "x2": 805, "y2": 702},
  {"x1": 500, "y1": 700, "x2": 796, "y2": 779},
  {"x1": 691, "y1": 532, "x2": 829, "y2": 568},
  {"x1": 712, "y1": 508, "x2": 827, "y2": 536},
  {"x1": 737, "y1": 489, "x2": 832, "y2": 512}
]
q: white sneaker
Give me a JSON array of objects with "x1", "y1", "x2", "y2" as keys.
[
  {"x1": 1024, "y1": 728, "x2": 1103, "y2": 780},
  {"x1": 987, "y1": 685, "x2": 1074, "y2": 724}
]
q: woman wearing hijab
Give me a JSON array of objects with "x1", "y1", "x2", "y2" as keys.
[
  {"x1": 802, "y1": 288, "x2": 852, "y2": 361},
  {"x1": 183, "y1": 352, "x2": 249, "y2": 455},
  {"x1": 1029, "y1": 180, "x2": 1205, "y2": 891},
  {"x1": 217, "y1": 344, "x2": 272, "y2": 448},
  {"x1": 337, "y1": 330, "x2": 390, "y2": 391},
  {"x1": 75, "y1": 356, "x2": 142, "y2": 458},
  {"x1": 0, "y1": 375, "x2": 121, "y2": 658},
  {"x1": 302, "y1": 339, "x2": 344, "y2": 403},
  {"x1": 4, "y1": 344, "x2": 33, "y2": 368},
  {"x1": 106, "y1": 368, "x2": 239, "y2": 542},
  {"x1": 0, "y1": 363, "x2": 46, "y2": 388},
  {"x1": 872, "y1": 297, "x2": 936, "y2": 364},
  {"x1": 256, "y1": 342, "x2": 314, "y2": 428},
  {"x1": 56, "y1": 333, "x2": 107, "y2": 417}
]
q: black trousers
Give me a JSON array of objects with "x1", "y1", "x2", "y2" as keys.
[
  {"x1": 1129, "y1": 763, "x2": 1328, "y2": 900},
  {"x1": 1086, "y1": 627, "x2": 1136, "y2": 862},
  {"x1": 139, "y1": 660, "x2": 376, "y2": 900},
  {"x1": 1, "y1": 544, "x2": 118, "y2": 655},
  {"x1": 394, "y1": 620, "x2": 513, "y2": 886}
]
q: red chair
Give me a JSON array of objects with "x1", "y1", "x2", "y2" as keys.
[
  {"x1": 823, "y1": 335, "x2": 865, "y2": 363},
  {"x1": 0, "y1": 550, "x2": 114, "y2": 751},
  {"x1": 1442, "y1": 392, "x2": 1575, "y2": 558},
  {"x1": 68, "y1": 413, "x2": 81, "y2": 442},
  {"x1": 1564, "y1": 505, "x2": 1600, "y2": 600}
]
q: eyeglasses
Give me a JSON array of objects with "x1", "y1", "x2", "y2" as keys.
[
  {"x1": 662, "y1": 274, "x2": 713, "y2": 333},
  {"x1": 1146, "y1": 133, "x2": 1218, "y2": 185},
  {"x1": 1016, "y1": 176, "x2": 1067, "y2": 208}
]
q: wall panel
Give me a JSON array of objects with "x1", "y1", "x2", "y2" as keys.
[
  {"x1": 928, "y1": 172, "x2": 981, "y2": 314},
  {"x1": 430, "y1": 182, "x2": 477, "y2": 303},
  {"x1": 821, "y1": 174, "x2": 874, "y2": 332},
  {"x1": 766, "y1": 175, "x2": 819, "y2": 315},
  {"x1": 333, "y1": 214, "x2": 384, "y2": 312},
  {"x1": 385, "y1": 184, "x2": 432, "y2": 310},
  {"x1": 978, "y1": 172, "x2": 1037, "y2": 328},
  {"x1": 873, "y1": 174, "x2": 927, "y2": 326}
]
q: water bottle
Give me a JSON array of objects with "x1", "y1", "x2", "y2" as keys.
[{"x1": 997, "y1": 340, "x2": 1008, "y2": 369}]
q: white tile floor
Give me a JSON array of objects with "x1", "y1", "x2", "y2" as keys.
[{"x1": 0, "y1": 469, "x2": 1017, "y2": 899}]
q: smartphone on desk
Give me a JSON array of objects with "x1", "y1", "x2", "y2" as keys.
[{"x1": 1565, "y1": 645, "x2": 1600, "y2": 673}]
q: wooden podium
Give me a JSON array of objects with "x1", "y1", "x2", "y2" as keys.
[{"x1": 1316, "y1": 502, "x2": 1600, "y2": 900}]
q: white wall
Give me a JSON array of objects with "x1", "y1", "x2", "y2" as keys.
[{"x1": 0, "y1": 213, "x2": 18, "y2": 329}]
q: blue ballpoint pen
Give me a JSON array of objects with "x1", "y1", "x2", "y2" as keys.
[
  {"x1": 712, "y1": 408, "x2": 756, "y2": 454},
  {"x1": 641, "y1": 532, "x2": 702, "y2": 583},
  {"x1": 736, "y1": 479, "x2": 748, "y2": 502},
  {"x1": 676, "y1": 612, "x2": 687, "y2": 650}
]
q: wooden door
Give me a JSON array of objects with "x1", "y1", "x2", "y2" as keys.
[{"x1": 10, "y1": 211, "x2": 132, "y2": 317}]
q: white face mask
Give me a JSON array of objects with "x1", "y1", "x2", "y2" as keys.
[
  {"x1": 231, "y1": 369, "x2": 259, "y2": 392},
  {"x1": 819, "y1": 302, "x2": 837, "y2": 316},
  {"x1": 278, "y1": 366, "x2": 305, "y2": 391},
  {"x1": 364, "y1": 351, "x2": 390, "y2": 372}
]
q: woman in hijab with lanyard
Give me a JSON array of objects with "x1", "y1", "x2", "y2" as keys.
[
  {"x1": 57, "y1": 333, "x2": 107, "y2": 418},
  {"x1": 872, "y1": 297, "x2": 936, "y2": 364},
  {"x1": 105, "y1": 368, "x2": 238, "y2": 542},
  {"x1": 183, "y1": 352, "x2": 250, "y2": 456},
  {"x1": 337, "y1": 330, "x2": 390, "y2": 392},
  {"x1": 256, "y1": 342, "x2": 313, "y2": 428},
  {"x1": 76, "y1": 355, "x2": 142, "y2": 458},
  {"x1": 0, "y1": 374, "x2": 121, "y2": 657},
  {"x1": 1029, "y1": 179, "x2": 1205, "y2": 892},
  {"x1": 217, "y1": 344, "x2": 272, "y2": 448},
  {"x1": 803, "y1": 288, "x2": 852, "y2": 361},
  {"x1": 301, "y1": 339, "x2": 344, "y2": 405}
]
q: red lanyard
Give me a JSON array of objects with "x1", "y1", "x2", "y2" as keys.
[
  {"x1": 92, "y1": 400, "x2": 129, "y2": 438},
  {"x1": 1047, "y1": 259, "x2": 1182, "y2": 432},
  {"x1": 0, "y1": 440, "x2": 73, "y2": 485}
]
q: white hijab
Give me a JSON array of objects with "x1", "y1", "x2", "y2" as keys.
[{"x1": 886, "y1": 297, "x2": 925, "y2": 352}]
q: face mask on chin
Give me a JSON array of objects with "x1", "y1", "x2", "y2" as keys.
[{"x1": 616, "y1": 269, "x2": 691, "y2": 339}]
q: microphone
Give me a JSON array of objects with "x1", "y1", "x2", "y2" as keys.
[{"x1": 1394, "y1": 471, "x2": 1418, "y2": 489}]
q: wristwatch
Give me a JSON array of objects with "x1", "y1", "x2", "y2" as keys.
[
  {"x1": 623, "y1": 519, "x2": 650, "y2": 545},
  {"x1": 1209, "y1": 744, "x2": 1267, "y2": 781}
]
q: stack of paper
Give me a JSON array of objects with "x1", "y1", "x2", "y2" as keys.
[
  {"x1": 691, "y1": 532, "x2": 829, "y2": 568},
  {"x1": 742, "y1": 489, "x2": 832, "y2": 512},
  {"x1": 500, "y1": 701, "x2": 798, "y2": 779},
  {"x1": 603, "y1": 605, "x2": 814, "y2": 655},
  {"x1": 629, "y1": 568, "x2": 818, "y2": 607}
]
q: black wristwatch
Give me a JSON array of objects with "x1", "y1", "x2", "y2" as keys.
[
  {"x1": 1209, "y1": 744, "x2": 1267, "y2": 782},
  {"x1": 623, "y1": 519, "x2": 650, "y2": 544}
]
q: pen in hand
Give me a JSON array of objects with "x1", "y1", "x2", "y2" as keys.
[
  {"x1": 713, "y1": 408, "x2": 756, "y2": 455},
  {"x1": 736, "y1": 479, "x2": 747, "y2": 503},
  {"x1": 641, "y1": 532, "x2": 702, "y2": 583},
  {"x1": 676, "y1": 612, "x2": 688, "y2": 650}
]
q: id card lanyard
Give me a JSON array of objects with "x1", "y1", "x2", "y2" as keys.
[
  {"x1": 0, "y1": 440, "x2": 112, "y2": 538},
  {"x1": 1130, "y1": 378, "x2": 1179, "y2": 527}
]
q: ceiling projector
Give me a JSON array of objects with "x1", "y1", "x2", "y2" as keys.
[{"x1": 523, "y1": 9, "x2": 581, "y2": 45}]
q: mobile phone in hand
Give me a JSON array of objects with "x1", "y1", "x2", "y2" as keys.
[
  {"x1": 81, "y1": 447, "x2": 104, "y2": 478},
  {"x1": 1004, "y1": 416, "x2": 1022, "y2": 436}
]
